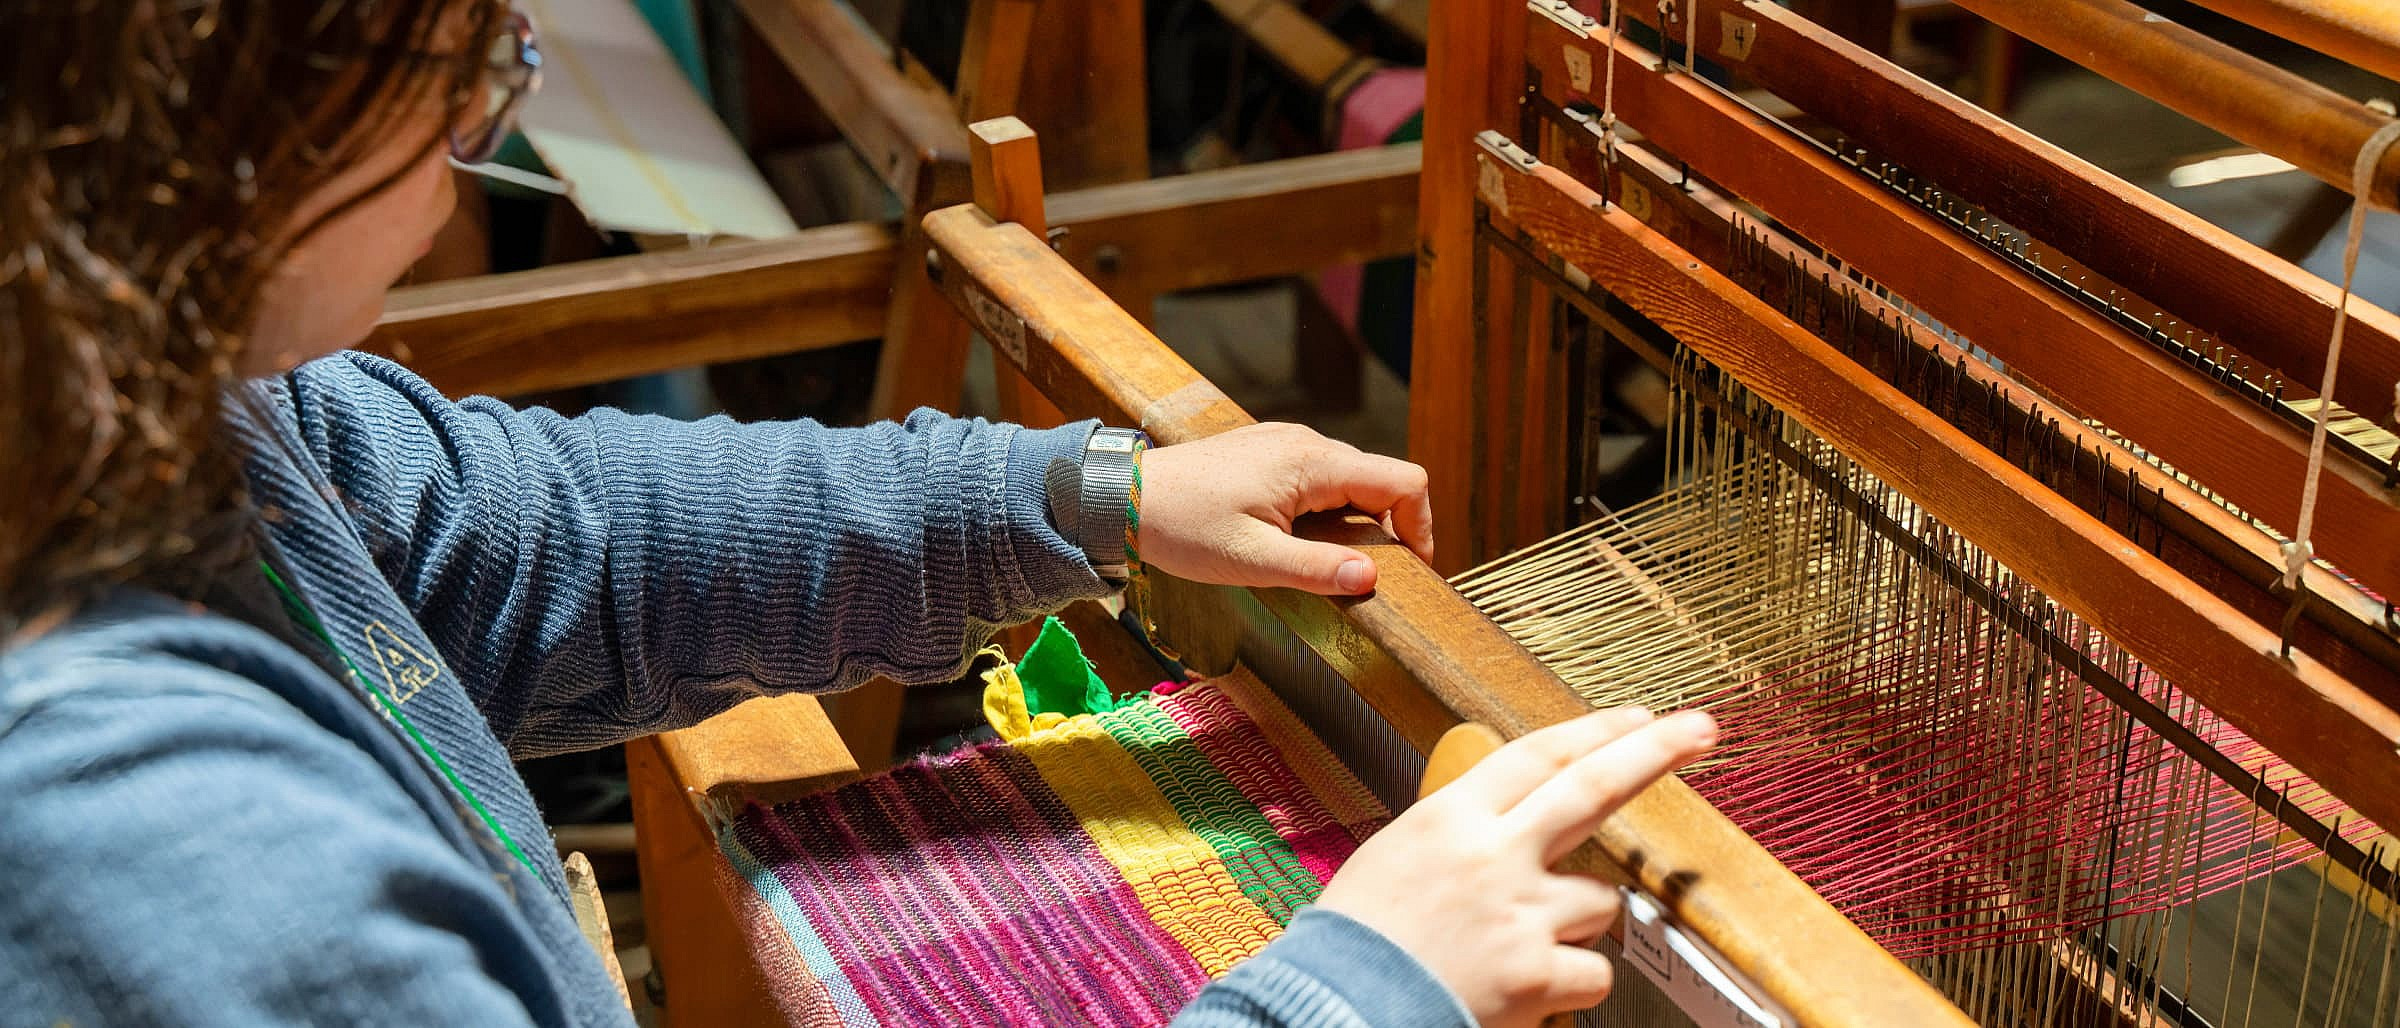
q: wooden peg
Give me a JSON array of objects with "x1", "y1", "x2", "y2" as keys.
[
  {"x1": 1418, "y1": 722, "x2": 1507, "y2": 799},
  {"x1": 968, "y1": 116, "x2": 1048, "y2": 240}
]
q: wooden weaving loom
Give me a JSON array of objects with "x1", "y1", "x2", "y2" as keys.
[
  {"x1": 366, "y1": 0, "x2": 1423, "y2": 767},
  {"x1": 1410, "y1": 0, "x2": 2400, "y2": 1023},
  {"x1": 627, "y1": 116, "x2": 1974, "y2": 1027}
]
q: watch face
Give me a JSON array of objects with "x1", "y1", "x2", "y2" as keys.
[{"x1": 1089, "y1": 433, "x2": 1141, "y2": 454}]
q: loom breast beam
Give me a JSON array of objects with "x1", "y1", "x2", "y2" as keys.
[
  {"x1": 1576, "y1": 135, "x2": 2400, "y2": 705},
  {"x1": 1470, "y1": 134, "x2": 2400, "y2": 840},
  {"x1": 1609, "y1": 0, "x2": 2400, "y2": 453},
  {"x1": 922, "y1": 118, "x2": 1969, "y2": 1026},
  {"x1": 1526, "y1": 14, "x2": 2400, "y2": 611}
]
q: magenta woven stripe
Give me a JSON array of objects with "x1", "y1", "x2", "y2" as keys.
[
  {"x1": 903, "y1": 747, "x2": 1207, "y2": 1014},
  {"x1": 1156, "y1": 684, "x2": 1369, "y2": 886},
  {"x1": 734, "y1": 741, "x2": 1206, "y2": 1024}
]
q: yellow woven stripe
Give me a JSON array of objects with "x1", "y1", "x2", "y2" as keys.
[
  {"x1": 1015, "y1": 714, "x2": 1283, "y2": 976},
  {"x1": 1211, "y1": 671, "x2": 1390, "y2": 833}
]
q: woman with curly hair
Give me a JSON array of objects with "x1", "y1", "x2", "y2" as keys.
[{"x1": 0, "y1": 3, "x2": 1715, "y2": 1025}]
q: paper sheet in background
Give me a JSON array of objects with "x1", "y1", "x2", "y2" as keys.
[{"x1": 514, "y1": 0, "x2": 799, "y2": 241}]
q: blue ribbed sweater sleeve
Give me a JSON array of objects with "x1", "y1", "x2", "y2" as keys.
[
  {"x1": 283, "y1": 353, "x2": 1110, "y2": 758},
  {"x1": 1175, "y1": 909, "x2": 1478, "y2": 1027}
]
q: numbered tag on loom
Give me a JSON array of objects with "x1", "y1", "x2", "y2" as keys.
[{"x1": 1618, "y1": 887, "x2": 1790, "y2": 1028}]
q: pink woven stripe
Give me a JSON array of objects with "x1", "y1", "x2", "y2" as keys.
[
  {"x1": 1158, "y1": 684, "x2": 1362, "y2": 885},
  {"x1": 736, "y1": 739, "x2": 1206, "y2": 1023},
  {"x1": 1281, "y1": 826, "x2": 1365, "y2": 889},
  {"x1": 1203, "y1": 674, "x2": 1391, "y2": 842}
]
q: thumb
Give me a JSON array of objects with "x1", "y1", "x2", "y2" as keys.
[{"x1": 1224, "y1": 521, "x2": 1379, "y2": 594}]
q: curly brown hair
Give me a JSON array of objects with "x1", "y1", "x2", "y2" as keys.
[{"x1": 1, "y1": 0, "x2": 503, "y2": 640}]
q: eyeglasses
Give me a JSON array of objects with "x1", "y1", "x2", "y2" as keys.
[{"x1": 450, "y1": 12, "x2": 542, "y2": 165}]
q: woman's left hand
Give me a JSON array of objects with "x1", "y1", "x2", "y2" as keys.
[{"x1": 1136, "y1": 423, "x2": 1435, "y2": 595}]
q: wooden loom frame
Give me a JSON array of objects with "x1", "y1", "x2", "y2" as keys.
[
  {"x1": 623, "y1": 115, "x2": 1974, "y2": 1027},
  {"x1": 1407, "y1": 0, "x2": 2400, "y2": 1007}
]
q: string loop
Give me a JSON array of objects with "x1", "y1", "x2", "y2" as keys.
[{"x1": 2277, "y1": 111, "x2": 2400, "y2": 602}]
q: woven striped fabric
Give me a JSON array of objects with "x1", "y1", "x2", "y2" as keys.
[{"x1": 724, "y1": 672, "x2": 1391, "y2": 1026}]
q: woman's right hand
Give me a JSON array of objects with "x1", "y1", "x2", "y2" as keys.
[{"x1": 1313, "y1": 707, "x2": 1717, "y2": 1028}]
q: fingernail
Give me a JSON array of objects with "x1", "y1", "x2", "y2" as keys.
[
  {"x1": 1335, "y1": 559, "x2": 1373, "y2": 593},
  {"x1": 1683, "y1": 710, "x2": 1719, "y2": 746}
]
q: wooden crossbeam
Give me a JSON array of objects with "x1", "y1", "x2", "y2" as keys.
[
  {"x1": 1047, "y1": 142, "x2": 1421, "y2": 300},
  {"x1": 1201, "y1": 0, "x2": 1371, "y2": 93},
  {"x1": 737, "y1": 0, "x2": 969, "y2": 208},
  {"x1": 367, "y1": 144, "x2": 1420, "y2": 400},
  {"x1": 1530, "y1": 11, "x2": 2400, "y2": 607},
  {"x1": 735, "y1": 0, "x2": 977, "y2": 425},
  {"x1": 370, "y1": 222, "x2": 894, "y2": 399},
  {"x1": 1948, "y1": 0, "x2": 2400, "y2": 208},
  {"x1": 1364, "y1": 0, "x2": 1429, "y2": 45},
  {"x1": 2182, "y1": 0, "x2": 2400, "y2": 85},
  {"x1": 1470, "y1": 131, "x2": 2400, "y2": 839},
  {"x1": 1613, "y1": 0, "x2": 2400, "y2": 426},
  {"x1": 917, "y1": 194, "x2": 1973, "y2": 1028}
]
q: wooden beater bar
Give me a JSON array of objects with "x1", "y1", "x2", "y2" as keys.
[
  {"x1": 1471, "y1": 133, "x2": 2400, "y2": 837},
  {"x1": 1612, "y1": 0, "x2": 2400, "y2": 437},
  {"x1": 1946, "y1": 0, "x2": 2400, "y2": 209},
  {"x1": 1529, "y1": 13, "x2": 2400, "y2": 608},
  {"x1": 919, "y1": 115, "x2": 1970, "y2": 1027}
]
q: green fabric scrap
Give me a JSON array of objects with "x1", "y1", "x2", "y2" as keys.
[{"x1": 1015, "y1": 616, "x2": 1125, "y2": 718}]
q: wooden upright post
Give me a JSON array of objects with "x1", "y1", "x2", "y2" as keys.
[{"x1": 1409, "y1": 0, "x2": 1527, "y2": 573}]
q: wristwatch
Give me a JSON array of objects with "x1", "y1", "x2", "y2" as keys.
[{"x1": 1046, "y1": 427, "x2": 1149, "y2": 585}]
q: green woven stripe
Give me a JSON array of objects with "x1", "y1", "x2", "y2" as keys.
[{"x1": 1095, "y1": 700, "x2": 1323, "y2": 923}]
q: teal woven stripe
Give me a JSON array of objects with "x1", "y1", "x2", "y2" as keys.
[
  {"x1": 1095, "y1": 700, "x2": 1324, "y2": 923},
  {"x1": 718, "y1": 825, "x2": 878, "y2": 1026}
]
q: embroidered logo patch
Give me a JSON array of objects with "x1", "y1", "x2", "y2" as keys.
[{"x1": 363, "y1": 622, "x2": 443, "y2": 704}]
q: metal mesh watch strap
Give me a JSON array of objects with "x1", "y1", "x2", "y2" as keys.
[{"x1": 1076, "y1": 428, "x2": 1147, "y2": 581}]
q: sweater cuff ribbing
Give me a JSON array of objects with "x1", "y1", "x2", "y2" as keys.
[
  {"x1": 1002, "y1": 420, "x2": 1112, "y2": 609},
  {"x1": 1219, "y1": 907, "x2": 1477, "y2": 1028}
]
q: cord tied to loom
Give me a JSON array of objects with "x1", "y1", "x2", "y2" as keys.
[
  {"x1": 1598, "y1": 0, "x2": 1622, "y2": 172},
  {"x1": 2274, "y1": 99, "x2": 2400, "y2": 657},
  {"x1": 1654, "y1": 0, "x2": 1697, "y2": 78}
]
